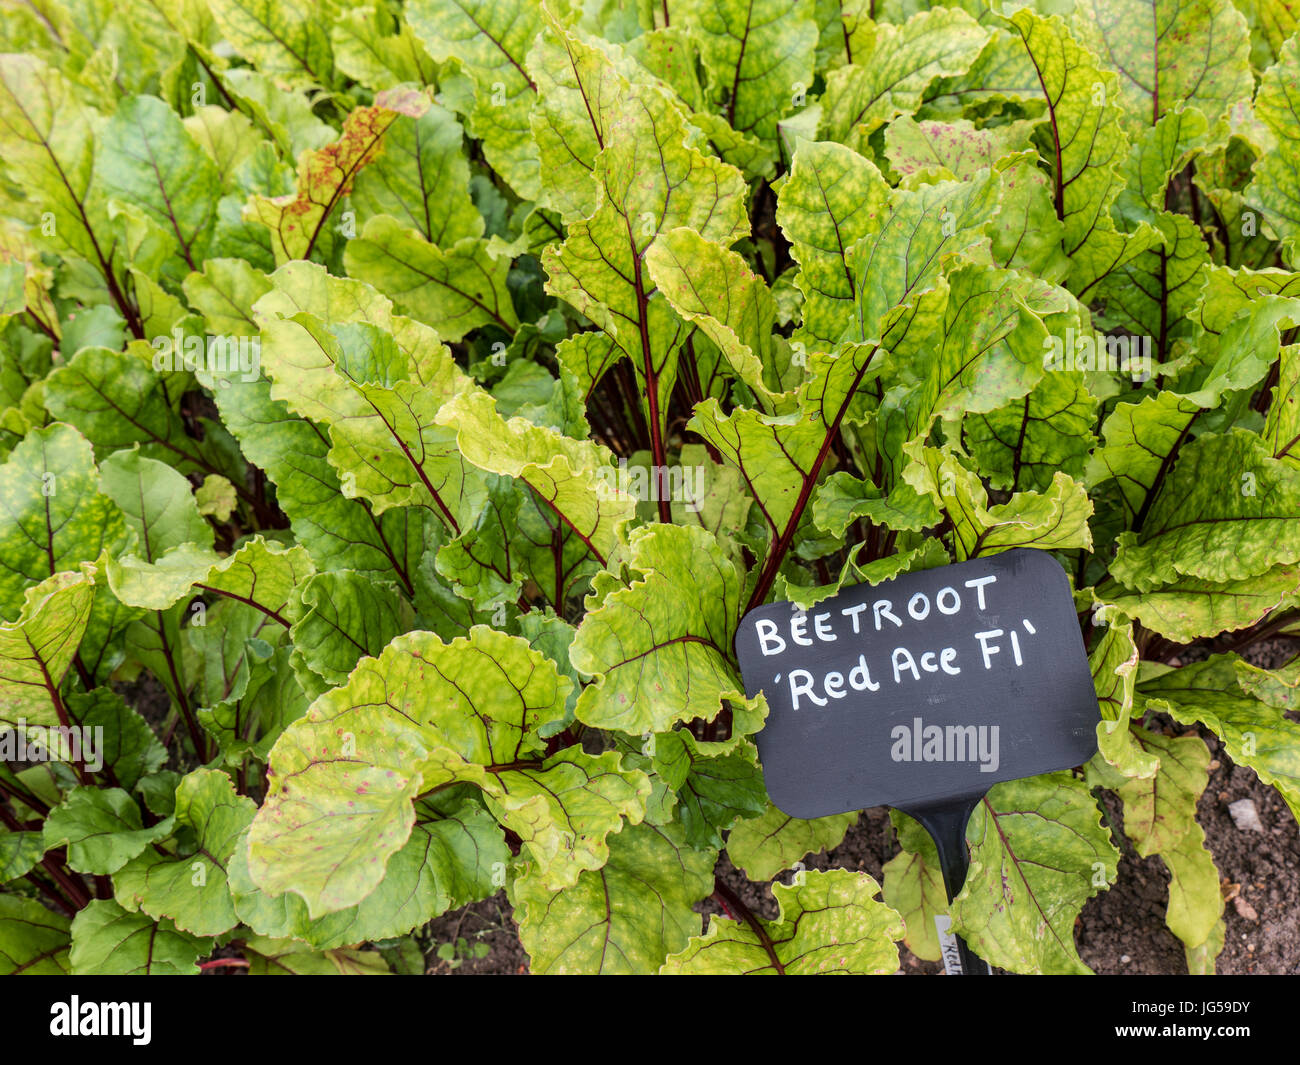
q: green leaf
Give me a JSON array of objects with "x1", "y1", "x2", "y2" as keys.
[
  {"x1": 208, "y1": 0, "x2": 334, "y2": 89},
  {"x1": 182, "y1": 258, "x2": 273, "y2": 337},
  {"x1": 676, "y1": 0, "x2": 818, "y2": 149},
  {"x1": 1073, "y1": 0, "x2": 1252, "y2": 127},
  {"x1": 99, "y1": 448, "x2": 212, "y2": 562},
  {"x1": 287, "y1": 571, "x2": 414, "y2": 686},
  {"x1": 661, "y1": 869, "x2": 904, "y2": 974},
  {"x1": 905, "y1": 446, "x2": 1094, "y2": 558},
  {"x1": 0, "y1": 894, "x2": 70, "y2": 974},
  {"x1": 343, "y1": 216, "x2": 518, "y2": 341},
  {"x1": 256, "y1": 310, "x2": 483, "y2": 531},
  {"x1": 645, "y1": 227, "x2": 786, "y2": 405},
  {"x1": 1265, "y1": 342, "x2": 1299, "y2": 467},
  {"x1": 198, "y1": 643, "x2": 310, "y2": 764},
  {"x1": 1088, "y1": 621, "x2": 1158, "y2": 780},
  {"x1": 511, "y1": 819, "x2": 715, "y2": 974},
  {"x1": 964, "y1": 370, "x2": 1098, "y2": 493},
  {"x1": 1244, "y1": 36, "x2": 1300, "y2": 264},
  {"x1": 232, "y1": 796, "x2": 509, "y2": 947},
  {"x1": 651, "y1": 732, "x2": 767, "y2": 848},
  {"x1": 1142, "y1": 655, "x2": 1300, "y2": 820},
  {"x1": 96, "y1": 95, "x2": 220, "y2": 273},
  {"x1": 0, "y1": 829, "x2": 44, "y2": 884},
  {"x1": 242, "y1": 934, "x2": 390, "y2": 975},
  {"x1": 776, "y1": 139, "x2": 890, "y2": 350},
  {"x1": 880, "y1": 263, "x2": 1052, "y2": 448},
  {"x1": 112, "y1": 536, "x2": 311, "y2": 624},
  {"x1": 437, "y1": 387, "x2": 634, "y2": 567},
  {"x1": 571, "y1": 524, "x2": 744, "y2": 734},
  {"x1": 66, "y1": 687, "x2": 167, "y2": 791},
  {"x1": 213, "y1": 377, "x2": 424, "y2": 588},
  {"x1": 0, "y1": 569, "x2": 97, "y2": 731},
  {"x1": 1185, "y1": 915, "x2": 1225, "y2": 974},
  {"x1": 43, "y1": 785, "x2": 172, "y2": 875},
  {"x1": 885, "y1": 116, "x2": 1037, "y2": 183},
  {"x1": 1100, "y1": 564, "x2": 1300, "y2": 642},
  {"x1": 221, "y1": 67, "x2": 335, "y2": 158},
  {"x1": 846, "y1": 171, "x2": 1002, "y2": 349},
  {"x1": 248, "y1": 626, "x2": 650, "y2": 914},
  {"x1": 0, "y1": 421, "x2": 129, "y2": 618},
  {"x1": 246, "y1": 90, "x2": 429, "y2": 264},
  {"x1": 823, "y1": 9, "x2": 990, "y2": 152},
  {"x1": 351, "y1": 102, "x2": 482, "y2": 246},
  {"x1": 195, "y1": 475, "x2": 237, "y2": 522},
  {"x1": 1234, "y1": 654, "x2": 1300, "y2": 710},
  {"x1": 69, "y1": 899, "x2": 206, "y2": 975},
  {"x1": 1005, "y1": 10, "x2": 1157, "y2": 296},
  {"x1": 1161, "y1": 821, "x2": 1225, "y2": 954},
  {"x1": 881, "y1": 810, "x2": 947, "y2": 963},
  {"x1": 1117, "y1": 727, "x2": 1211, "y2": 855},
  {"x1": 1109, "y1": 430, "x2": 1300, "y2": 589},
  {"x1": 113, "y1": 768, "x2": 255, "y2": 936},
  {"x1": 726, "y1": 801, "x2": 857, "y2": 882},
  {"x1": 43, "y1": 345, "x2": 233, "y2": 480},
  {"x1": 1097, "y1": 211, "x2": 1209, "y2": 355},
  {"x1": 527, "y1": 17, "x2": 645, "y2": 222},
  {"x1": 0, "y1": 55, "x2": 110, "y2": 273},
  {"x1": 688, "y1": 398, "x2": 825, "y2": 548},
  {"x1": 331, "y1": 4, "x2": 435, "y2": 91},
  {"x1": 953, "y1": 773, "x2": 1118, "y2": 975},
  {"x1": 406, "y1": 0, "x2": 542, "y2": 199},
  {"x1": 540, "y1": 39, "x2": 748, "y2": 428}
]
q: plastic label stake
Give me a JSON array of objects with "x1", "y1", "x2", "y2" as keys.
[{"x1": 735, "y1": 548, "x2": 1101, "y2": 975}]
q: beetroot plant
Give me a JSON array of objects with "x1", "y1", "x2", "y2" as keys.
[{"x1": 0, "y1": 0, "x2": 1297, "y2": 975}]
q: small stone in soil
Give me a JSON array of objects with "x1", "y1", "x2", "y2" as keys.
[
  {"x1": 1228, "y1": 798, "x2": 1265, "y2": 833},
  {"x1": 1120, "y1": 954, "x2": 1130, "y2": 964}
]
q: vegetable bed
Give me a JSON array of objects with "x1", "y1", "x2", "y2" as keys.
[{"x1": 0, "y1": 0, "x2": 1297, "y2": 976}]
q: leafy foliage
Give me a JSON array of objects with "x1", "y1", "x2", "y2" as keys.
[{"x1": 0, "y1": 0, "x2": 1296, "y2": 977}]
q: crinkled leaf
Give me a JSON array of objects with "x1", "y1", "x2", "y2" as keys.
[
  {"x1": 953, "y1": 772, "x2": 1118, "y2": 975},
  {"x1": 405, "y1": 0, "x2": 541, "y2": 199},
  {"x1": 571, "y1": 524, "x2": 743, "y2": 734},
  {"x1": 726, "y1": 801, "x2": 857, "y2": 882},
  {"x1": 1109, "y1": 430, "x2": 1300, "y2": 588},
  {"x1": 661, "y1": 869, "x2": 903, "y2": 974},
  {"x1": 1142, "y1": 654, "x2": 1300, "y2": 820},
  {"x1": 512, "y1": 819, "x2": 715, "y2": 975}
]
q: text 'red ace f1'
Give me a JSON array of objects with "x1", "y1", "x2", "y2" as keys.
[{"x1": 735, "y1": 548, "x2": 1101, "y2": 821}]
